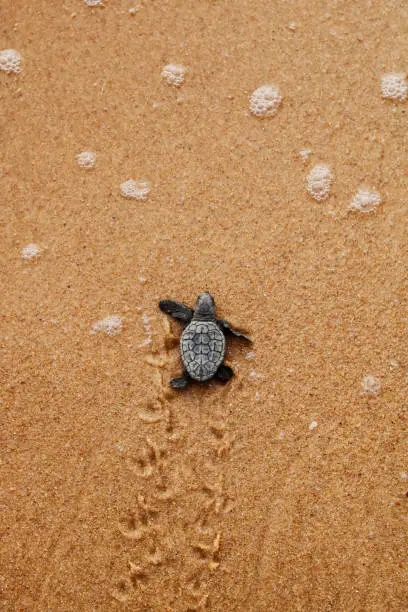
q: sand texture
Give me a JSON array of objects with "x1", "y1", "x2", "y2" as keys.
[{"x1": 1, "y1": 0, "x2": 408, "y2": 610}]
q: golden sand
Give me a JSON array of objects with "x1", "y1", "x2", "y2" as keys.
[{"x1": 1, "y1": 1, "x2": 407, "y2": 610}]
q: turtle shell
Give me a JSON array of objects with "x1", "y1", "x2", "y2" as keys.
[{"x1": 180, "y1": 320, "x2": 226, "y2": 381}]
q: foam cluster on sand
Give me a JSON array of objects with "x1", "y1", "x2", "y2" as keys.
[
  {"x1": 0, "y1": 49, "x2": 22, "y2": 74},
  {"x1": 22, "y1": 244, "x2": 41, "y2": 260},
  {"x1": 381, "y1": 73, "x2": 407, "y2": 102},
  {"x1": 91, "y1": 315, "x2": 123, "y2": 335},
  {"x1": 307, "y1": 164, "x2": 333, "y2": 201},
  {"x1": 76, "y1": 151, "x2": 96, "y2": 169},
  {"x1": 362, "y1": 375, "x2": 381, "y2": 396},
  {"x1": 161, "y1": 64, "x2": 186, "y2": 86},
  {"x1": 349, "y1": 188, "x2": 381, "y2": 213},
  {"x1": 83, "y1": 0, "x2": 103, "y2": 6},
  {"x1": 120, "y1": 179, "x2": 150, "y2": 200},
  {"x1": 249, "y1": 84, "x2": 282, "y2": 117}
]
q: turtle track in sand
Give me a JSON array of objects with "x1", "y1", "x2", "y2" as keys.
[{"x1": 111, "y1": 315, "x2": 236, "y2": 609}]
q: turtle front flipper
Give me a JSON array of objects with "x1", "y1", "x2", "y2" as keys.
[
  {"x1": 159, "y1": 299, "x2": 194, "y2": 323},
  {"x1": 217, "y1": 319, "x2": 252, "y2": 342}
]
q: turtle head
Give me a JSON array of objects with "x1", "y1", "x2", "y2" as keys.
[{"x1": 194, "y1": 292, "x2": 216, "y2": 320}]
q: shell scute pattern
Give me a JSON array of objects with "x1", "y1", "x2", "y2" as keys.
[{"x1": 181, "y1": 321, "x2": 225, "y2": 381}]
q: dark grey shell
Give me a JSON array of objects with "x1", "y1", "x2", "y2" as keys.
[{"x1": 180, "y1": 320, "x2": 226, "y2": 381}]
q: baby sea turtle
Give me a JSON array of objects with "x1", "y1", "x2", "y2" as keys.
[{"x1": 159, "y1": 292, "x2": 252, "y2": 389}]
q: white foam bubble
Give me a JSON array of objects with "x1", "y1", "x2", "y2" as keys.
[
  {"x1": 249, "y1": 370, "x2": 264, "y2": 380},
  {"x1": 83, "y1": 0, "x2": 103, "y2": 5},
  {"x1": 161, "y1": 64, "x2": 186, "y2": 87},
  {"x1": 120, "y1": 179, "x2": 150, "y2": 200},
  {"x1": 307, "y1": 164, "x2": 333, "y2": 201},
  {"x1": 249, "y1": 84, "x2": 282, "y2": 118},
  {"x1": 129, "y1": 1, "x2": 142, "y2": 14},
  {"x1": 0, "y1": 49, "x2": 22, "y2": 74},
  {"x1": 349, "y1": 188, "x2": 381, "y2": 213},
  {"x1": 362, "y1": 375, "x2": 381, "y2": 396},
  {"x1": 76, "y1": 151, "x2": 96, "y2": 169},
  {"x1": 91, "y1": 315, "x2": 123, "y2": 335},
  {"x1": 381, "y1": 73, "x2": 407, "y2": 102},
  {"x1": 309, "y1": 421, "x2": 318, "y2": 430},
  {"x1": 299, "y1": 148, "x2": 312, "y2": 161},
  {"x1": 22, "y1": 244, "x2": 41, "y2": 260},
  {"x1": 136, "y1": 312, "x2": 153, "y2": 347}
]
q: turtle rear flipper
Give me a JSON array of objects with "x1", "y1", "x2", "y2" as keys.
[
  {"x1": 159, "y1": 300, "x2": 194, "y2": 323},
  {"x1": 216, "y1": 364, "x2": 234, "y2": 382},
  {"x1": 217, "y1": 318, "x2": 252, "y2": 342},
  {"x1": 170, "y1": 373, "x2": 190, "y2": 389}
]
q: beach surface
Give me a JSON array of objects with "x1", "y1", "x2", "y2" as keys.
[{"x1": 1, "y1": 1, "x2": 407, "y2": 610}]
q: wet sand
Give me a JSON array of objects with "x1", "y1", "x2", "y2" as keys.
[{"x1": 1, "y1": 1, "x2": 407, "y2": 610}]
